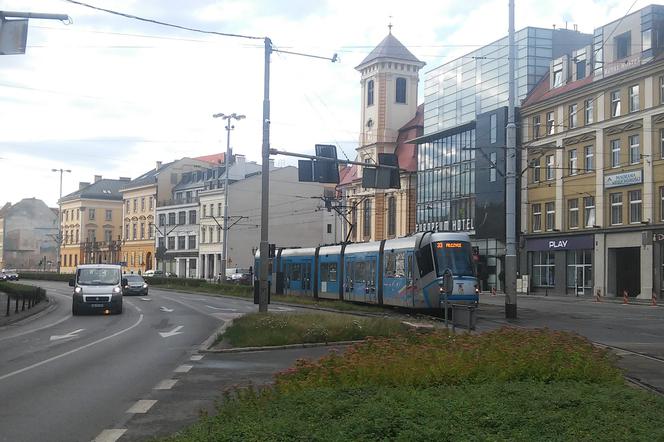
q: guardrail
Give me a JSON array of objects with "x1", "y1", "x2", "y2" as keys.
[{"x1": 0, "y1": 282, "x2": 47, "y2": 317}]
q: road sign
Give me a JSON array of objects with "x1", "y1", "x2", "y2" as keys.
[{"x1": 0, "y1": 19, "x2": 28, "y2": 55}]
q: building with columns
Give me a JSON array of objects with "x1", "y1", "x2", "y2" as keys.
[
  {"x1": 338, "y1": 30, "x2": 424, "y2": 242},
  {"x1": 520, "y1": 4, "x2": 664, "y2": 298}
]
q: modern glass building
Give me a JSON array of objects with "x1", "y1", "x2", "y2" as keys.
[{"x1": 415, "y1": 27, "x2": 593, "y2": 291}]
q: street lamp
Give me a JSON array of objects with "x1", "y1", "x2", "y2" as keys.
[
  {"x1": 212, "y1": 112, "x2": 245, "y2": 283},
  {"x1": 52, "y1": 168, "x2": 71, "y2": 273}
]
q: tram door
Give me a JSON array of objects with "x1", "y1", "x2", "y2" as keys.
[{"x1": 302, "y1": 262, "x2": 312, "y2": 295}]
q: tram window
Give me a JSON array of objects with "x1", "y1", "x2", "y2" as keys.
[
  {"x1": 385, "y1": 252, "x2": 406, "y2": 278},
  {"x1": 353, "y1": 261, "x2": 368, "y2": 282},
  {"x1": 417, "y1": 244, "x2": 435, "y2": 276},
  {"x1": 290, "y1": 263, "x2": 301, "y2": 280},
  {"x1": 407, "y1": 254, "x2": 413, "y2": 282},
  {"x1": 320, "y1": 262, "x2": 337, "y2": 282}
]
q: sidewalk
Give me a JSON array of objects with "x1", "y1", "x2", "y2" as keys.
[{"x1": 479, "y1": 290, "x2": 659, "y2": 306}]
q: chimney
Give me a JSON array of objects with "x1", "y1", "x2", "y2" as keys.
[
  {"x1": 156, "y1": 161, "x2": 162, "y2": 171},
  {"x1": 94, "y1": 175, "x2": 102, "y2": 182},
  {"x1": 119, "y1": 176, "x2": 131, "y2": 181},
  {"x1": 79, "y1": 182, "x2": 90, "y2": 190}
]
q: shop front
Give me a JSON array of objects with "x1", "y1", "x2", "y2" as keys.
[{"x1": 525, "y1": 234, "x2": 594, "y2": 296}]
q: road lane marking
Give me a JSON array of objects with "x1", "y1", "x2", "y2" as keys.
[
  {"x1": 160, "y1": 306, "x2": 174, "y2": 313},
  {"x1": 127, "y1": 399, "x2": 158, "y2": 414},
  {"x1": 140, "y1": 297, "x2": 152, "y2": 301},
  {"x1": 49, "y1": 328, "x2": 84, "y2": 341},
  {"x1": 159, "y1": 325, "x2": 183, "y2": 338},
  {"x1": 190, "y1": 354, "x2": 204, "y2": 361},
  {"x1": 205, "y1": 305, "x2": 237, "y2": 311},
  {"x1": 93, "y1": 429, "x2": 126, "y2": 442},
  {"x1": 0, "y1": 314, "x2": 144, "y2": 382},
  {"x1": 175, "y1": 364, "x2": 193, "y2": 373},
  {"x1": 154, "y1": 379, "x2": 178, "y2": 390}
]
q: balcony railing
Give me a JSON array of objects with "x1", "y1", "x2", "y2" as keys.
[{"x1": 157, "y1": 196, "x2": 199, "y2": 207}]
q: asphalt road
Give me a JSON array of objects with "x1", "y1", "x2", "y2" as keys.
[{"x1": 0, "y1": 280, "x2": 283, "y2": 442}]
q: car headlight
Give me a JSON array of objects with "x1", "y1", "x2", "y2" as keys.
[
  {"x1": 112, "y1": 286, "x2": 121, "y2": 294},
  {"x1": 74, "y1": 286, "x2": 82, "y2": 294},
  {"x1": 143, "y1": 283, "x2": 148, "y2": 288}
]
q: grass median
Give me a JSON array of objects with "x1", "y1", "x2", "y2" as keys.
[
  {"x1": 163, "y1": 328, "x2": 664, "y2": 441},
  {"x1": 215, "y1": 312, "x2": 409, "y2": 348}
]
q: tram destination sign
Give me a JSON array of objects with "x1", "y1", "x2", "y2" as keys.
[{"x1": 604, "y1": 170, "x2": 642, "y2": 188}]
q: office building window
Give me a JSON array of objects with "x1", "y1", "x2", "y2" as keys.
[
  {"x1": 126, "y1": 200, "x2": 130, "y2": 213},
  {"x1": 629, "y1": 190, "x2": 642, "y2": 224},
  {"x1": 628, "y1": 85, "x2": 639, "y2": 113},
  {"x1": 178, "y1": 211, "x2": 186, "y2": 225},
  {"x1": 125, "y1": 224, "x2": 129, "y2": 240},
  {"x1": 141, "y1": 197, "x2": 145, "y2": 211},
  {"x1": 546, "y1": 155, "x2": 554, "y2": 180},
  {"x1": 490, "y1": 114, "x2": 497, "y2": 143},
  {"x1": 568, "y1": 199, "x2": 579, "y2": 229},
  {"x1": 396, "y1": 77, "x2": 406, "y2": 103},
  {"x1": 489, "y1": 152, "x2": 497, "y2": 182},
  {"x1": 532, "y1": 203, "x2": 542, "y2": 232},
  {"x1": 568, "y1": 149, "x2": 577, "y2": 175},
  {"x1": 532, "y1": 159, "x2": 541, "y2": 183},
  {"x1": 167, "y1": 236, "x2": 175, "y2": 250},
  {"x1": 159, "y1": 214, "x2": 165, "y2": 226},
  {"x1": 629, "y1": 134, "x2": 640, "y2": 164},
  {"x1": 584, "y1": 99, "x2": 593, "y2": 125},
  {"x1": 140, "y1": 223, "x2": 145, "y2": 239},
  {"x1": 133, "y1": 199, "x2": 137, "y2": 212},
  {"x1": 327, "y1": 223, "x2": 332, "y2": 234},
  {"x1": 202, "y1": 205, "x2": 207, "y2": 217},
  {"x1": 610, "y1": 193, "x2": 623, "y2": 225},
  {"x1": 568, "y1": 104, "x2": 577, "y2": 129},
  {"x1": 189, "y1": 210, "x2": 196, "y2": 224},
  {"x1": 363, "y1": 199, "x2": 372, "y2": 237},
  {"x1": 532, "y1": 251, "x2": 555, "y2": 287},
  {"x1": 545, "y1": 202, "x2": 555, "y2": 231},
  {"x1": 584, "y1": 146, "x2": 594, "y2": 172},
  {"x1": 149, "y1": 222, "x2": 154, "y2": 239},
  {"x1": 89, "y1": 208, "x2": 95, "y2": 220},
  {"x1": 149, "y1": 196, "x2": 153, "y2": 210},
  {"x1": 132, "y1": 223, "x2": 137, "y2": 240},
  {"x1": 610, "y1": 139, "x2": 620, "y2": 168},
  {"x1": 546, "y1": 111, "x2": 555, "y2": 135},
  {"x1": 367, "y1": 80, "x2": 374, "y2": 106},
  {"x1": 201, "y1": 227, "x2": 206, "y2": 243},
  {"x1": 178, "y1": 236, "x2": 186, "y2": 250},
  {"x1": 188, "y1": 235, "x2": 196, "y2": 249},
  {"x1": 610, "y1": 90, "x2": 621, "y2": 117},
  {"x1": 532, "y1": 115, "x2": 541, "y2": 140},
  {"x1": 584, "y1": 196, "x2": 595, "y2": 228},
  {"x1": 168, "y1": 212, "x2": 176, "y2": 225},
  {"x1": 105, "y1": 209, "x2": 112, "y2": 221}
]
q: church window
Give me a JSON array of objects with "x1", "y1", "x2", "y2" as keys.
[
  {"x1": 396, "y1": 77, "x2": 406, "y2": 103},
  {"x1": 367, "y1": 80, "x2": 374, "y2": 106}
]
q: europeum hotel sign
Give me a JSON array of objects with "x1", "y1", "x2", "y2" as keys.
[{"x1": 604, "y1": 170, "x2": 643, "y2": 189}]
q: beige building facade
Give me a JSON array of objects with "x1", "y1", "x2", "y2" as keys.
[{"x1": 520, "y1": 4, "x2": 664, "y2": 299}]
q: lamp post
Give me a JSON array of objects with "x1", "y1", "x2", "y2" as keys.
[
  {"x1": 212, "y1": 112, "x2": 245, "y2": 284},
  {"x1": 52, "y1": 168, "x2": 71, "y2": 273}
]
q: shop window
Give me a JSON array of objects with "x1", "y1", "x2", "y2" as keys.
[
  {"x1": 566, "y1": 250, "x2": 593, "y2": 293},
  {"x1": 568, "y1": 199, "x2": 579, "y2": 229},
  {"x1": 532, "y1": 251, "x2": 555, "y2": 287}
]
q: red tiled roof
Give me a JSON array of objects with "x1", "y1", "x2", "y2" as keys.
[
  {"x1": 195, "y1": 153, "x2": 225, "y2": 164},
  {"x1": 338, "y1": 164, "x2": 359, "y2": 186},
  {"x1": 522, "y1": 72, "x2": 594, "y2": 107}
]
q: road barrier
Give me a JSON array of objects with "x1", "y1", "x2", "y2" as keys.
[{"x1": 1, "y1": 282, "x2": 46, "y2": 317}]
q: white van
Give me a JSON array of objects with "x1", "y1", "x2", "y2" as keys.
[{"x1": 69, "y1": 264, "x2": 125, "y2": 315}]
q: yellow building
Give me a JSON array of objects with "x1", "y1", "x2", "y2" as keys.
[
  {"x1": 58, "y1": 176, "x2": 126, "y2": 273},
  {"x1": 520, "y1": 4, "x2": 664, "y2": 298},
  {"x1": 121, "y1": 159, "x2": 210, "y2": 274},
  {"x1": 337, "y1": 30, "x2": 424, "y2": 242}
]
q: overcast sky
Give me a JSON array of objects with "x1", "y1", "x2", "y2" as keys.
[{"x1": 0, "y1": 0, "x2": 639, "y2": 206}]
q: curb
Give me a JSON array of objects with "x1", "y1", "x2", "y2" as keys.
[
  {"x1": 198, "y1": 318, "x2": 234, "y2": 353},
  {"x1": 202, "y1": 339, "x2": 365, "y2": 354},
  {"x1": 0, "y1": 295, "x2": 52, "y2": 329}
]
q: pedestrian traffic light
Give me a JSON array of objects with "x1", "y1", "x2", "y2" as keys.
[{"x1": 313, "y1": 144, "x2": 340, "y2": 184}]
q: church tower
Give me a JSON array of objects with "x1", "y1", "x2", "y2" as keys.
[{"x1": 355, "y1": 28, "x2": 425, "y2": 158}]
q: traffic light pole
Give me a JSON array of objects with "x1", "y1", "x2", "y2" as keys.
[
  {"x1": 258, "y1": 37, "x2": 272, "y2": 313},
  {"x1": 269, "y1": 148, "x2": 403, "y2": 170}
]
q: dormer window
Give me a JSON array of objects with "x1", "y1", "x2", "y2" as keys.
[
  {"x1": 367, "y1": 80, "x2": 374, "y2": 106},
  {"x1": 575, "y1": 58, "x2": 586, "y2": 80},
  {"x1": 553, "y1": 67, "x2": 563, "y2": 88},
  {"x1": 615, "y1": 32, "x2": 631, "y2": 59},
  {"x1": 396, "y1": 77, "x2": 406, "y2": 103}
]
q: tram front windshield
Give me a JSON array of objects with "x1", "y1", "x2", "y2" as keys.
[{"x1": 433, "y1": 241, "x2": 474, "y2": 277}]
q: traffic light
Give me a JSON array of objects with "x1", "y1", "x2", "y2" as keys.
[{"x1": 313, "y1": 144, "x2": 340, "y2": 184}]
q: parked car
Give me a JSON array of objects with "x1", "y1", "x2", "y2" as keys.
[
  {"x1": 227, "y1": 268, "x2": 251, "y2": 285},
  {"x1": 122, "y1": 274, "x2": 149, "y2": 296},
  {"x1": 2, "y1": 269, "x2": 19, "y2": 281}
]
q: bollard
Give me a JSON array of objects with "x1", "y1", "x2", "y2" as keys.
[
  {"x1": 595, "y1": 288, "x2": 602, "y2": 302},
  {"x1": 623, "y1": 289, "x2": 629, "y2": 305},
  {"x1": 652, "y1": 291, "x2": 658, "y2": 307}
]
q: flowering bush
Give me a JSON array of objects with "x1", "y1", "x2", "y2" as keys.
[{"x1": 275, "y1": 327, "x2": 622, "y2": 391}]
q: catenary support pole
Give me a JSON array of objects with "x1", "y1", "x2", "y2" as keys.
[
  {"x1": 258, "y1": 37, "x2": 272, "y2": 313},
  {"x1": 505, "y1": 0, "x2": 518, "y2": 319}
]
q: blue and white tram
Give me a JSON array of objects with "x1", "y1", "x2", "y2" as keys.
[{"x1": 254, "y1": 231, "x2": 479, "y2": 309}]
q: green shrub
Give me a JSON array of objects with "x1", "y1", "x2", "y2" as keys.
[
  {"x1": 0, "y1": 281, "x2": 46, "y2": 301},
  {"x1": 19, "y1": 272, "x2": 71, "y2": 282}
]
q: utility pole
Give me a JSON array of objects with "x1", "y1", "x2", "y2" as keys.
[
  {"x1": 52, "y1": 168, "x2": 71, "y2": 273},
  {"x1": 505, "y1": 0, "x2": 518, "y2": 319},
  {"x1": 213, "y1": 112, "x2": 245, "y2": 284},
  {"x1": 258, "y1": 37, "x2": 272, "y2": 313}
]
